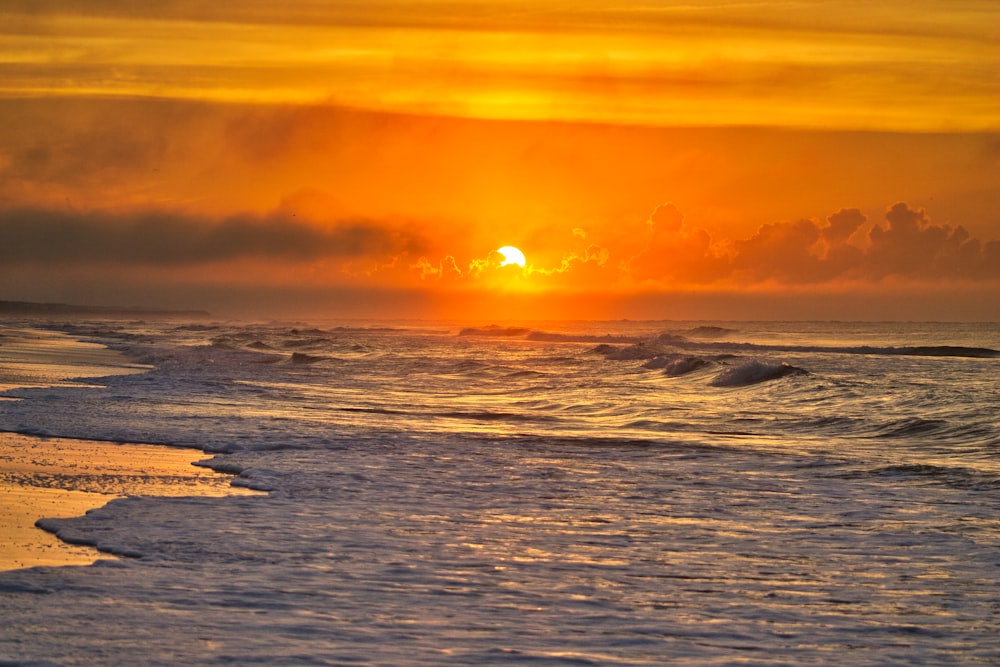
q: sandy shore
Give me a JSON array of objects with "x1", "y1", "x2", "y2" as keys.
[
  {"x1": 0, "y1": 326, "x2": 149, "y2": 393},
  {"x1": 0, "y1": 325, "x2": 258, "y2": 571}
]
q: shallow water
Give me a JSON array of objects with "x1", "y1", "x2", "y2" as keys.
[
  {"x1": 0, "y1": 431, "x2": 258, "y2": 571},
  {"x1": 0, "y1": 319, "x2": 998, "y2": 665}
]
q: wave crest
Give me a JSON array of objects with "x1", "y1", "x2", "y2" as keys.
[
  {"x1": 643, "y1": 355, "x2": 713, "y2": 376},
  {"x1": 664, "y1": 357, "x2": 713, "y2": 377},
  {"x1": 710, "y1": 360, "x2": 808, "y2": 387}
]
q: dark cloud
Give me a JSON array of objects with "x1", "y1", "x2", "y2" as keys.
[
  {"x1": 824, "y1": 208, "x2": 866, "y2": 245},
  {"x1": 866, "y1": 202, "x2": 995, "y2": 279},
  {"x1": 0, "y1": 207, "x2": 428, "y2": 266},
  {"x1": 732, "y1": 219, "x2": 825, "y2": 281},
  {"x1": 628, "y1": 202, "x2": 1000, "y2": 285}
]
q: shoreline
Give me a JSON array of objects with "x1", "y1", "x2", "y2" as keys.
[
  {"x1": 0, "y1": 325, "x2": 150, "y2": 393},
  {"x1": 0, "y1": 325, "x2": 258, "y2": 571},
  {"x1": 0, "y1": 431, "x2": 259, "y2": 571}
]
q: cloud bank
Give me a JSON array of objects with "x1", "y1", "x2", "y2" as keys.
[
  {"x1": 0, "y1": 208, "x2": 427, "y2": 266},
  {"x1": 3, "y1": 202, "x2": 997, "y2": 292},
  {"x1": 621, "y1": 202, "x2": 1000, "y2": 286}
]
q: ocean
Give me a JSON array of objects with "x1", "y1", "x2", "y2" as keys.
[{"x1": 1, "y1": 319, "x2": 998, "y2": 665}]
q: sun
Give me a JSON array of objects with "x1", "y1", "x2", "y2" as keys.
[{"x1": 497, "y1": 245, "x2": 527, "y2": 268}]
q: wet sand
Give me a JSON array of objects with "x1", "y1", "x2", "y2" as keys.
[
  {"x1": 0, "y1": 326, "x2": 149, "y2": 393},
  {"x1": 0, "y1": 325, "x2": 257, "y2": 570}
]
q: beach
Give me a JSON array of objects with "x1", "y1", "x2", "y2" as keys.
[
  {"x1": 0, "y1": 325, "x2": 148, "y2": 393},
  {"x1": 0, "y1": 326, "x2": 257, "y2": 571}
]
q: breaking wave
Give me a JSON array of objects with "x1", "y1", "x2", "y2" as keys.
[
  {"x1": 663, "y1": 357, "x2": 713, "y2": 377},
  {"x1": 687, "y1": 341, "x2": 1000, "y2": 359},
  {"x1": 445, "y1": 324, "x2": 997, "y2": 360},
  {"x1": 683, "y1": 325, "x2": 738, "y2": 338},
  {"x1": 710, "y1": 361, "x2": 808, "y2": 387},
  {"x1": 643, "y1": 355, "x2": 713, "y2": 376}
]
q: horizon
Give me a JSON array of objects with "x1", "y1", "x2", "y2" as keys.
[{"x1": 3, "y1": 297, "x2": 998, "y2": 326}]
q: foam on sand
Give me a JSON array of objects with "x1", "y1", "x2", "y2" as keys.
[
  {"x1": 0, "y1": 432, "x2": 259, "y2": 570},
  {"x1": 0, "y1": 326, "x2": 258, "y2": 570}
]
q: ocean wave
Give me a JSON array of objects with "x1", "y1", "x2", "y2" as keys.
[
  {"x1": 335, "y1": 405, "x2": 559, "y2": 424},
  {"x1": 683, "y1": 325, "x2": 738, "y2": 338},
  {"x1": 853, "y1": 464, "x2": 1000, "y2": 491},
  {"x1": 664, "y1": 357, "x2": 713, "y2": 377},
  {"x1": 443, "y1": 359, "x2": 491, "y2": 374},
  {"x1": 172, "y1": 323, "x2": 222, "y2": 332},
  {"x1": 873, "y1": 418, "x2": 950, "y2": 438},
  {"x1": 641, "y1": 355, "x2": 674, "y2": 370},
  {"x1": 458, "y1": 326, "x2": 530, "y2": 337},
  {"x1": 866, "y1": 418, "x2": 1000, "y2": 446},
  {"x1": 580, "y1": 328, "x2": 999, "y2": 360},
  {"x1": 289, "y1": 352, "x2": 326, "y2": 365},
  {"x1": 527, "y1": 331, "x2": 645, "y2": 344},
  {"x1": 208, "y1": 336, "x2": 240, "y2": 350},
  {"x1": 886, "y1": 345, "x2": 1000, "y2": 358},
  {"x1": 330, "y1": 325, "x2": 448, "y2": 334},
  {"x1": 592, "y1": 334, "x2": 706, "y2": 361},
  {"x1": 653, "y1": 333, "x2": 690, "y2": 346},
  {"x1": 503, "y1": 369, "x2": 549, "y2": 379},
  {"x1": 684, "y1": 340, "x2": 1000, "y2": 359},
  {"x1": 282, "y1": 337, "x2": 335, "y2": 350},
  {"x1": 433, "y1": 410, "x2": 560, "y2": 423},
  {"x1": 177, "y1": 342, "x2": 283, "y2": 366},
  {"x1": 337, "y1": 406, "x2": 405, "y2": 415},
  {"x1": 710, "y1": 361, "x2": 808, "y2": 387},
  {"x1": 450, "y1": 324, "x2": 997, "y2": 360},
  {"x1": 793, "y1": 415, "x2": 866, "y2": 432},
  {"x1": 642, "y1": 355, "x2": 713, "y2": 376},
  {"x1": 597, "y1": 342, "x2": 673, "y2": 361}
]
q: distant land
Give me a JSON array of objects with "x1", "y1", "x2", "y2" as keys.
[{"x1": 0, "y1": 300, "x2": 211, "y2": 319}]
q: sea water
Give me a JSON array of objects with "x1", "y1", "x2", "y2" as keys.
[{"x1": 0, "y1": 319, "x2": 997, "y2": 665}]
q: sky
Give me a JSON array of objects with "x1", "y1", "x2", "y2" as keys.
[{"x1": 1, "y1": 0, "x2": 998, "y2": 321}]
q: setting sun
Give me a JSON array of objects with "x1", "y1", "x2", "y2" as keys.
[{"x1": 497, "y1": 246, "x2": 527, "y2": 268}]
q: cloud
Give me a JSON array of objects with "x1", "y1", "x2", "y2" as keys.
[
  {"x1": 412, "y1": 255, "x2": 462, "y2": 281},
  {"x1": 622, "y1": 201, "x2": 999, "y2": 286},
  {"x1": 732, "y1": 219, "x2": 824, "y2": 281},
  {"x1": 527, "y1": 244, "x2": 611, "y2": 287},
  {"x1": 0, "y1": 207, "x2": 428, "y2": 266},
  {"x1": 866, "y1": 202, "x2": 998, "y2": 280},
  {"x1": 5, "y1": 2, "x2": 995, "y2": 131},
  {"x1": 2, "y1": 198, "x2": 996, "y2": 300},
  {"x1": 628, "y1": 203, "x2": 726, "y2": 283},
  {"x1": 648, "y1": 202, "x2": 684, "y2": 234},
  {"x1": 824, "y1": 208, "x2": 866, "y2": 246}
]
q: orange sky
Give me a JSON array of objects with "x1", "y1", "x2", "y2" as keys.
[{"x1": 1, "y1": 1, "x2": 998, "y2": 320}]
